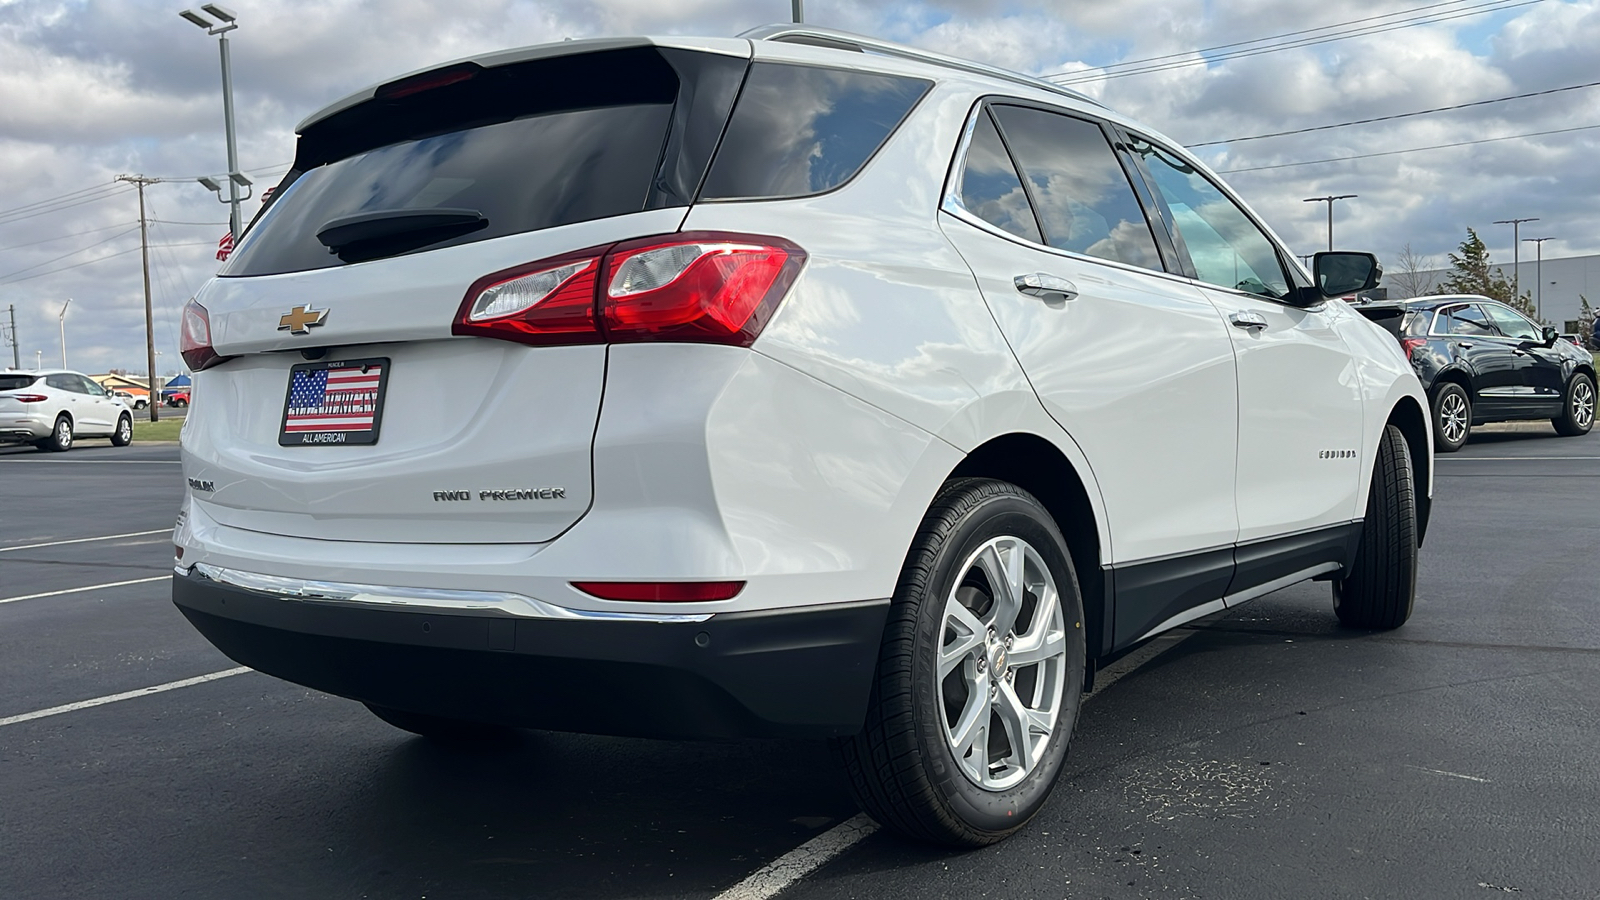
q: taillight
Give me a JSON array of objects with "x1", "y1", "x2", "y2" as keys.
[
  {"x1": 180, "y1": 299, "x2": 229, "y2": 371},
  {"x1": 572, "y1": 581, "x2": 745, "y2": 602},
  {"x1": 11, "y1": 394, "x2": 47, "y2": 403},
  {"x1": 453, "y1": 232, "x2": 805, "y2": 348},
  {"x1": 452, "y1": 248, "x2": 607, "y2": 346},
  {"x1": 1400, "y1": 337, "x2": 1426, "y2": 357}
]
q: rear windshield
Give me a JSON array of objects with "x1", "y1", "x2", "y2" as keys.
[
  {"x1": 224, "y1": 47, "x2": 745, "y2": 277},
  {"x1": 1402, "y1": 311, "x2": 1431, "y2": 336},
  {"x1": 0, "y1": 374, "x2": 38, "y2": 391},
  {"x1": 699, "y1": 63, "x2": 931, "y2": 201}
]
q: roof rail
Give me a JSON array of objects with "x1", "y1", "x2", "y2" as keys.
[{"x1": 739, "y1": 24, "x2": 1102, "y2": 108}]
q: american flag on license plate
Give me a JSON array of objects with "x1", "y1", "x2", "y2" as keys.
[{"x1": 285, "y1": 365, "x2": 382, "y2": 433}]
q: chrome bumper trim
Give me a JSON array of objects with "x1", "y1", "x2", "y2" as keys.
[{"x1": 179, "y1": 563, "x2": 714, "y2": 623}]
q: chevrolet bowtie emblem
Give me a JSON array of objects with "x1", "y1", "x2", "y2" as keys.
[{"x1": 277, "y1": 305, "x2": 329, "y2": 335}]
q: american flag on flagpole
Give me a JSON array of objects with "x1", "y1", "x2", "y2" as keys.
[
  {"x1": 216, "y1": 231, "x2": 233, "y2": 261},
  {"x1": 284, "y1": 365, "x2": 383, "y2": 434}
]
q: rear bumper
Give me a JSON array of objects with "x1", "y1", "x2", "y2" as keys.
[
  {"x1": 172, "y1": 570, "x2": 888, "y2": 740},
  {"x1": 0, "y1": 417, "x2": 47, "y2": 441}
]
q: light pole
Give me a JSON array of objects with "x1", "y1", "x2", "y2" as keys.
[
  {"x1": 58, "y1": 298, "x2": 71, "y2": 368},
  {"x1": 791, "y1": 0, "x2": 803, "y2": 22},
  {"x1": 1522, "y1": 236, "x2": 1553, "y2": 323},
  {"x1": 1303, "y1": 194, "x2": 1356, "y2": 252},
  {"x1": 1493, "y1": 217, "x2": 1538, "y2": 305},
  {"x1": 180, "y1": 5, "x2": 247, "y2": 241}
]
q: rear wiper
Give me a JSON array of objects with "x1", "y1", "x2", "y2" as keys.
[{"x1": 315, "y1": 208, "x2": 487, "y2": 261}]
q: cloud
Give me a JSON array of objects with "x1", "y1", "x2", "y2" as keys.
[{"x1": 2, "y1": 0, "x2": 1599, "y2": 374}]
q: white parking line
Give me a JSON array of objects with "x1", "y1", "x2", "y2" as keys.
[
  {"x1": 0, "y1": 459, "x2": 181, "y2": 464},
  {"x1": 1440, "y1": 456, "x2": 1600, "y2": 461},
  {"x1": 0, "y1": 529, "x2": 170, "y2": 553},
  {"x1": 0, "y1": 667, "x2": 251, "y2": 728},
  {"x1": 0, "y1": 575, "x2": 167, "y2": 606},
  {"x1": 711, "y1": 627, "x2": 1203, "y2": 900}
]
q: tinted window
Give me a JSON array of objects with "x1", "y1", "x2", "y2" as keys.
[
  {"x1": 1131, "y1": 137, "x2": 1290, "y2": 300},
  {"x1": 699, "y1": 64, "x2": 931, "y2": 200},
  {"x1": 1402, "y1": 311, "x2": 1431, "y2": 337},
  {"x1": 1483, "y1": 304, "x2": 1539, "y2": 341},
  {"x1": 989, "y1": 106, "x2": 1161, "y2": 270},
  {"x1": 957, "y1": 110, "x2": 1042, "y2": 243},
  {"x1": 226, "y1": 48, "x2": 745, "y2": 277},
  {"x1": 0, "y1": 374, "x2": 36, "y2": 391},
  {"x1": 1443, "y1": 305, "x2": 1495, "y2": 336},
  {"x1": 45, "y1": 374, "x2": 78, "y2": 392}
]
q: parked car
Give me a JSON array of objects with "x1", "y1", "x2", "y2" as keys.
[
  {"x1": 1356, "y1": 294, "x2": 1595, "y2": 451},
  {"x1": 172, "y1": 25, "x2": 1431, "y2": 847},
  {"x1": 0, "y1": 369, "x2": 133, "y2": 451},
  {"x1": 114, "y1": 390, "x2": 149, "y2": 410},
  {"x1": 163, "y1": 390, "x2": 190, "y2": 408}
]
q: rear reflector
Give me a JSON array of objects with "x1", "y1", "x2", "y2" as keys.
[
  {"x1": 454, "y1": 232, "x2": 805, "y2": 348},
  {"x1": 572, "y1": 581, "x2": 745, "y2": 602}
]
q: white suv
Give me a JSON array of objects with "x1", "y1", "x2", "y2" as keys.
[
  {"x1": 172, "y1": 26, "x2": 1431, "y2": 846},
  {"x1": 1, "y1": 369, "x2": 134, "y2": 451}
]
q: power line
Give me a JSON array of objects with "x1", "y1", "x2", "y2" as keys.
[
  {"x1": 1049, "y1": 0, "x2": 1536, "y2": 83},
  {"x1": 1215, "y1": 122, "x2": 1600, "y2": 173},
  {"x1": 0, "y1": 186, "x2": 134, "y2": 228},
  {"x1": 1190, "y1": 78, "x2": 1600, "y2": 146},
  {"x1": 0, "y1": 245, "x2": 142, "y2": 287},
  {"x1": 0, "y1": 221, "x2": 139, "y2": 255},
  {"x1": 0, "y1": 182, "x2": 126, "y2": 219},
  {"x1": 0, "y1": 228, "x2": 141, "y2": 282}
]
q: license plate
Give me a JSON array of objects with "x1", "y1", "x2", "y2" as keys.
[{"x1": 279, "y1": 357, "x2": 390, "y2": 446}]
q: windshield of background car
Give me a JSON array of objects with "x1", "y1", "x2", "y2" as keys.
[
  {"x1": 223, "y1": 47, "x2": 745, "y2": 277},
  {"x1": 697, "y1": 63, "x2": 931, "y2": 200},
  {"x1": 1130, "y1": 137, "x2": 1290, "y2": 300},
  {"x1": 0, "y1": 374, "x2": 37, "y2": 391}
]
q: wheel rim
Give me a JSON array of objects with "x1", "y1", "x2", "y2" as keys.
[
  {"x1": 1439, "y1": 392, "x2": 1468, "y2": 444},
  {"x1": 56, "y1": 419, "x2": 71, "y2": 447},
  {"x1": 937, "y1": 535, "x2": 1068, "y2": 792},
  {"x1": 118, "y1": 418, "x2": 131, "y2": 441},
  {"x1": 1574, "y1": 380, "x2": 1595, "y2": 430}
]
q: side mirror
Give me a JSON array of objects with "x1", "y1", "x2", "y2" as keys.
[
  {"x1": 1541, "y1": 325, "x2": 1559, "y2": 347},
  {"x1": 1312, "y1": 251, "x2": 1383, "y2": 298}
]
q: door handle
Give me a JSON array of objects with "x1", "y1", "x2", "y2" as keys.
[
  {"x1": 1229, "y1": 311, "x2": 1268, "y2": 330},
  {"x1": 1455, "y1": 342, "x2": 1474, "y2": 349},
  {"x1": 1014, "y1": 273, "x2": 1078, "y2": 302}
]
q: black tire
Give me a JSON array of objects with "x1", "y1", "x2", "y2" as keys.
[
  {"x1": 111, "y1": 414, "x2": 133, "y2": 447},
  {"x1": 40, "y1": 414, "x2": 73, "y2": 452},
  {"x1": 1430, "y1": 382, "x2": 1470, "y2": 453},
  {"x1": 1552, "y1": 372, "x2": 1595, "y2": 437},
  {"x1": 175, "y1": 398, "x2": 188, "y2": 408},
  {"x1": 364, "y1": 703, "x2": 513, "y2": 743},
  {"x1": 1333, "y1": 424, "x2": 1418, "y2": 630},
  {"x1": 834, "y1": 478, "x2": 1087, "y2": 847}
]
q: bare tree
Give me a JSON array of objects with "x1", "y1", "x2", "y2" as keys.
[{"x1": 1386, "y1": 243, "x2": 1438, "y2": 299}]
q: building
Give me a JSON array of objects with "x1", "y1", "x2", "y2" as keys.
[{"x1": 1392, "y1": 253, "x2": 1599, "y2": 331}]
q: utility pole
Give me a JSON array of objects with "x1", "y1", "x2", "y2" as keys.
[
  {"x1": 58, "y1": 298, "x2": 71, "y2": 367},
  {"x1": 1523, "y1": 236, "x2": 1553, "y2": 323},
  {"x1": 5, "y1": 305, "x2": 17, "y2": 369},
  {"x1": 115, "y1": 174, "x2": 162, "y2": 422},
  {"x1": 1303, "y1": 194, "x2": 1357, "y2": 252},
  {"x1": 1493, "y1": 217, "x2": 1538, "y2": 306},
  {"x1": 791, "y1": 0, "x2": 803, "y2": 22}
]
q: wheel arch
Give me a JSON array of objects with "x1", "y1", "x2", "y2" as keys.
[
  {"x1": 1385, "y1": 396, "x2": 1432, "y2": 546},
  {"x1": 948, "y1": 432, "x2": 1110, "y2": 658},
  {"x1": 1430, "y1": 367, "x2": 1473, "y2": 399}
]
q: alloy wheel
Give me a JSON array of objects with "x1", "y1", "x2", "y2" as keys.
[
  {"x1": 1574, "y1": 380, "x2": 1595, "y2": 430},
  {"x1": 937, "y1": 535, "x2": 1068, "y2": 791},
  {"x1": 55, "y1": 418, "x2": 72, "y2": 449},
  {"x1": 1439, "y1": 392, "x2": 1468, "y2": 444}
]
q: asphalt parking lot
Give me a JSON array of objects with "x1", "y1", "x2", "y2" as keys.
[{"x1": 2, "y1": 427, "x2": 1597, "y2": 899}]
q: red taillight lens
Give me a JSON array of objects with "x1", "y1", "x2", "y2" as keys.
[
  {"x1": 453, "y1": 233, "x2": 805, "y2": 348},
  {"x1": 572, "y1": 581, "x2": 745, "y2": 602},
  {"x1": 180, "y1": 299, "x2": 229, "y2": 371},
  {"x1": 11, "y1": 394, "x2": 47, "y2": 403},
  {"x1": 1400, "y1": 337, "x2": 1426, "y2": 357},
  {"x1": 453, "y1": 249, "x2": 606, "y2": 345}
]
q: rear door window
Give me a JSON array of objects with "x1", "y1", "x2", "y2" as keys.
[
  {"x1": 225, "y1": 47, "x2": 746, "y2": 277},
  {"x1": 955, "y1": 109, "x2": 1043, "y2": 243},
  {"x1": 698, "y1": 63, "x2": 930, "y2": 200},
  {"x1": 987, "y1": 105, "x2": 1162, "y2": 271},
  {"x1": 1442, "y1": 304, "x2": 1496, "y2": 336},
  {"x1": 1402, "y1": 311, "x2": 1431, "y2": 336}
]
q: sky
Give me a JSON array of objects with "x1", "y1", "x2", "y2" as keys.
[{"x1": 1, "y1": 0, "x2": 1597, "y2": 374}]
